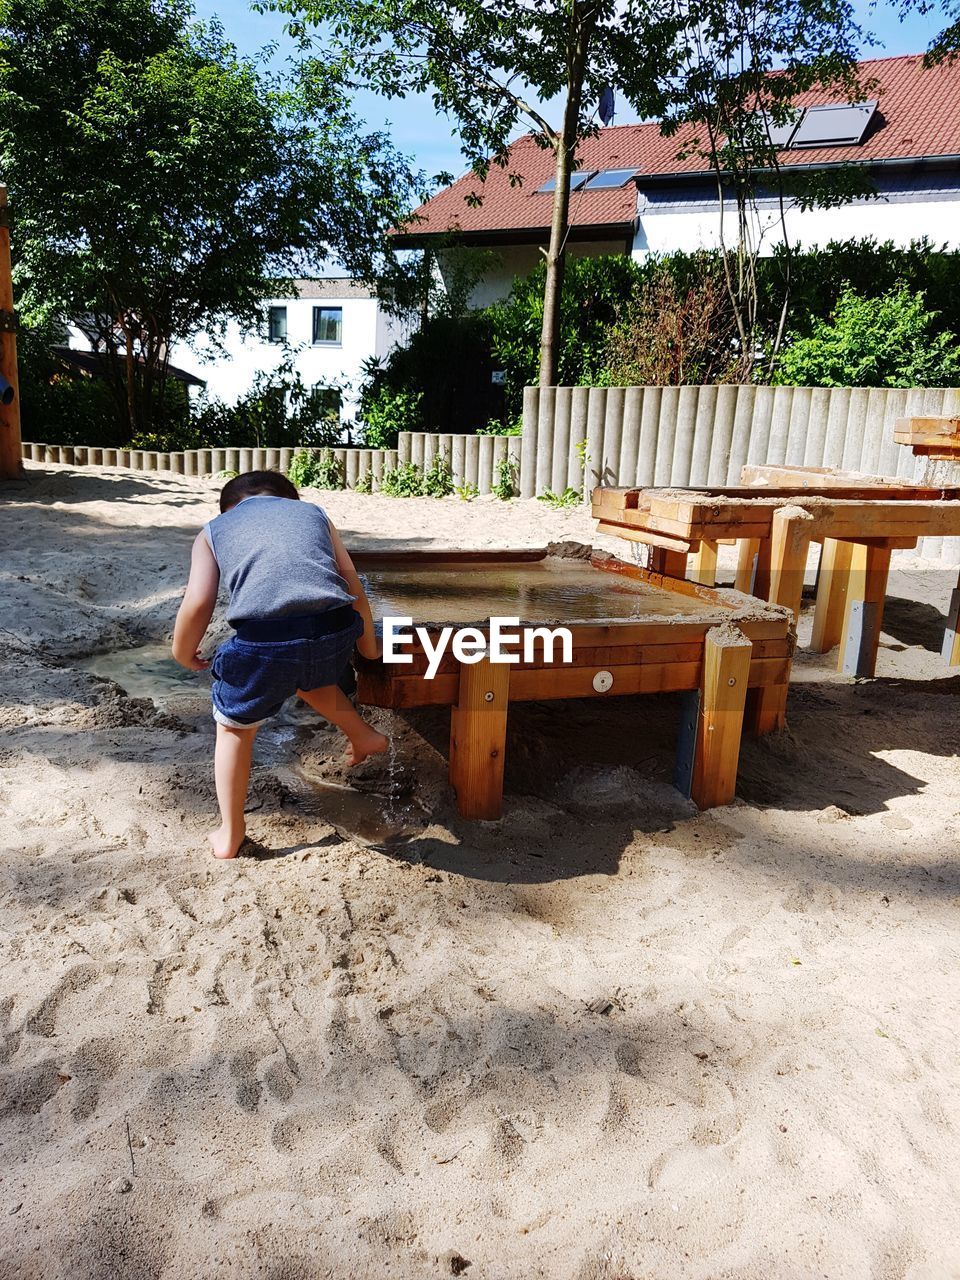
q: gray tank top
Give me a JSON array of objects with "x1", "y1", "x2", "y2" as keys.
[{"x1": 205, "y1": 496, "x2": 354, "y2": 626}]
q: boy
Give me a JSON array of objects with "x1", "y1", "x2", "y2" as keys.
[{"x1": 172, "y1": 471, "x2": 388, "y2": 860}]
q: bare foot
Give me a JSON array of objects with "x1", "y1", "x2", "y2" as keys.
[
  {"x1": 208, "y1": 824, "x2": 246, "y2": 860},
  {"x1": 346, "y1": 728, "x2": 389, "y2": 768}
]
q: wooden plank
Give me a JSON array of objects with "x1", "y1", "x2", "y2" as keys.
[
  {"x1": 740, "y1": 463, "x2": 908, "y2": 488},
  {"x1": 838, "y1": 543, "x2": 891, "y2": 678},
  {"x1": 0, "y1": 186, "x2": 22, "y2": 481},
  {"x1": 449, "y1": 658, "x2": 510, "y2": 820},
  {"x1": 810, "y1": 538, "x2": 853, "y2": 654},
  {"x1": 690, "y1": 539, "x2": 719, "y2": 587},
  {"x1": 735, "y1": 538, "x2": 760, "y2": 594},
  {"x1": 744, "y1": 684, "x2": 790, "y2": 736},
  {"x1": 595, "y1": 519, "x2": 694, "y2": 553},
  {"x1": 768, "y1": 506, "x2": 815, "y2": 622},
  {"x1": 688, "y1": 627, "x2": 753, "y2": 809},
  {"x1": 350, "y1": 547, "x2": 546, "y2": 568},
  {"x1": 648, "y1": 547, "x2": 689, "y2": 578}
]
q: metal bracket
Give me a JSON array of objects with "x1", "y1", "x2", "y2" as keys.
[
  {"x1": 673, "y1": 688, "x2": 701, "y2": 797},
  {"x1": 841, "y1": 600, "x2": 880, "y2": 677},
  {"x1": 0, "y1": 310, "x2": 18, "y2": 333},
  {"x1": 941, "y1": 587, "x2": 960, "y2": 662}
]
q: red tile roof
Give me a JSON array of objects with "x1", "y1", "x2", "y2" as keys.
[{"x1": 394, "y1": 55, "x2": 960, "y2": 243}]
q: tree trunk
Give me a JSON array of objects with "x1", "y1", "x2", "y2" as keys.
[{"x1": 538, "y1": 4, "x2": 594, "y2": 388}]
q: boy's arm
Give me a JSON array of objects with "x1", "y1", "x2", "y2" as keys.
[
  {"x1": 327, "y1": 521, "x2": 380, "y2": 660},
  {"x1": 172, "y1": 532, "x2": 220, "y2": 670}
]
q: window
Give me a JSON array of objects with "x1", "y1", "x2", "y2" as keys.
[
  {"x1": 312, "y1": 306, "x2": 343, "y2": 345},
  {"x1": 537, "y1": 171, "x2": 596, "y2": 193},
  {"x1": 584, "y1": 168, "x2": 640, "y2": 189},
  {"x1": 266, "y1": 305, "x2": 287, "y2": 343},
  {"x1": 789, "y1": 101, "x2": 877, "y2": 148}
]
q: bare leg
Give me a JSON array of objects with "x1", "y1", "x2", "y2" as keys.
[
  {"x1": 210, "y1": 722, "x2": 258, "y2": 859},
  {"x1": 297, "y1": 684, "x2": 389, "y2": 766}
]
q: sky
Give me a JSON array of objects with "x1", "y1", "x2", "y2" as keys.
[{"x1": 193, "y1": 0, "x2": 952, "y2": 186}]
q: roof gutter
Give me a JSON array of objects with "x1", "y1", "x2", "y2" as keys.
[{"x1": 390, "y1": 221, "x2": 635, "y2": 248}]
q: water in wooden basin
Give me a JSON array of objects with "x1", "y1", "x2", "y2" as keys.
[{"x1": 359, "y1": 558, "x2": 708, "y2": 626}]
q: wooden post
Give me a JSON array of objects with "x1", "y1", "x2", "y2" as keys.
[
  {"x1": 943, "y1": 570, "x2": 960, "y2": 667},
  {"x1": 0, "y1": 187, "x2": 23, "y2": 481},
  {"x1": 734, "y1": 537, "x2": 771, "y2": 598},
  {"x1": 810, "y1": 538, "x2": 853, "y2": 653},
  {"x1": 678, "y1": 627, "x2": 752, "y2": 809},
  {"x1": 649, "y1": 547, "x2": 688, "y2": 579},
  {"x1": 449, "y1": 657, "x2": 510, "y2": 820},
  {"x1": 690, "y1": 539, "x2": 718, "y2": 587},
  {"x1": 838, "y1": 542, "x2": 891, "y2": 677},
  {"x1": 767, "y1": 506, "x2": 815, "y2": 622}
]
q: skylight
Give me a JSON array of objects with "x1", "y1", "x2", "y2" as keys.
[
  {"x1": 584, "y1": 168, "x2": 640, "y2": 189},
  {"x1": 790, "y1": 100, "x2": 878, "y2": 148},
  {"x1": 537, "y1": 171, "x2": 596, "y2": 193}
]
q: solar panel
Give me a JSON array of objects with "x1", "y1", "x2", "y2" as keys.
[
  {"x1": 757, "y1": 110, "x2": 804, "y2": 149},
  {"x1": 537, "y1": 171, "x2": 596, "y2": 193},
  {"x1": 790, "y1": 100, "x2": 878, "y2": 148},
  {"x1": 583, "y1": 167, "x2": 640, "y2": 189}
]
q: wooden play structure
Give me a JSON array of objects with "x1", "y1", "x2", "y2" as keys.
[
  {"x1": 352, "y1": 548, "x2": 794, "y2": 820},
  {"x1": 0, "y1": 186, "x2": 22, "y2": 482},
  {"x1": 593, "y1": 474, "x2": 960, "y2": 711}
]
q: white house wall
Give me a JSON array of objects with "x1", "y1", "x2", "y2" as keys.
[
  {"x1": 167, "y1": 290, "x2": 405, "y2": 423},
  {"x1": 632, "y1": 178, "x2": 960, "y2": 258},
  {"x1": 440, "y1": 239, "x2": 628, "y2": 308}
]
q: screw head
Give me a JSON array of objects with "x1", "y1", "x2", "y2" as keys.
[
  {"x1": 484, "y1": 691, "x2": 494, "y2": 702},
  {"x1": 728, "y1": 677, "x2": 737, "y2": 686}
]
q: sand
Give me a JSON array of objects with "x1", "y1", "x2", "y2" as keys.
[{"x1": 2, "y1": 463, "x2": 960, "y2": 1280}]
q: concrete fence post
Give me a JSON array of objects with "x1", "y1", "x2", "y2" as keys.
[
  {"x1": 534, "y1": 386, "x2": 557, "y2": 496},
  {"x1": 520, "y1": 386, "x2": 540, "y2": 498},
  {"x1": 688, "y1": 385, "x2": 715, "y2": 486},
  {"x1": 601, "y1": 387, "x2": 625, "y2": 490},
  {"x1": 707, "y1": 384, "x2": 738, "y2": 485},
  {"x1": 654, "y1": 387, "x2": 679, "y2": 485},
  {"x1": 451, "y1": 434, "x2": 466, "y2": 488},
  {"x1": 478, "y1": 434, "x2": 494, "y2": 494},
  {"x1": 551, "y1": 387, "x2": 573, "y2": 493},
  {"x1": 618, "y1": 387, "x2": 643, "y2": 486}
]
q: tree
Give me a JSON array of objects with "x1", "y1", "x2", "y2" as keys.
[
  {"x1": 269, "y1": 0, "x2": 681, "y2": 386},
  {"x1": 0, "y1": 0, "x2": 421, "y2": 440},
  {"x1": 657, "y1": 0, "x2": 874, "y2": 375}
]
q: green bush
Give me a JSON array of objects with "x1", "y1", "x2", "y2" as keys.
[
  {"x1": 492, "y1": 454, "x2": 518, "y2": 501},
  {"x1": 476, "y1": 416, "x2": 523, "y2": 436},
  {"x1": 358, "y1": 309, "x2": 500, "y2": 439},
  {"x1": 379, "y1": 452, "x2": 454, "y2": 498},
  {"x1": 354, "y1": 469, "x2": 375, "y2": 494},
  {"x1": 379, "y1": 460, "x2": 426, "y2": 497},
  {"x1": 192, "y1": 359, "x2": 342, "y2": 450},
  {"x1": 287, "y1": 448, "x2": 346, "y2": 490},
  {"x1": 773, "y1": 286, "x2": 960, "y2": 388},
  {"x1": 455, "y1": 481, "x2": 479, "y2": 501},
  {"x1": 359, "y1": 386, "x2": 423, "y2": 450},
  {"x1": 490, "y1": 255, "x2": 650, "y2": 410}
]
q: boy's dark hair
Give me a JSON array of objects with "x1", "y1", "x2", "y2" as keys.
[{"x1": 220, "y1": 470, "x2": 299, "y2": 513}]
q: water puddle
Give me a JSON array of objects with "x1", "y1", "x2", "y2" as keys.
[
  {"x1": 79, "y1": 642, "x2": 203, "y2": 707},
  {"x1": 79, "y1": 642, "x2": 425, "y2": 847}
]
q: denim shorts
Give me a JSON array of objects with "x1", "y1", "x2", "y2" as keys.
[{"x1": 211, "y1": 608, "x2": 364, "y2": 728}]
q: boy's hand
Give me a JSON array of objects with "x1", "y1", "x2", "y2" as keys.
[
  {"x1": 356, "y1": 635, "x2": 382, "y2": 661},
  {"x1": 173, "y1": 648, "x2": 210, "y2": 671}
]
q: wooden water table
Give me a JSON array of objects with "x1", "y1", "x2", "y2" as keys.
[
  {"x1": 351, "y1": 547, "x2": 794, "y2": 819},
  {"x1": 593, "y1": 476, "x2": 960, "y2": 709}
]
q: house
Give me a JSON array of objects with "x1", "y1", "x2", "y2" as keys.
[
  {"x1": 64, "y1": 278, "x2": 411, "y2": 429},
  {"x1": 167, "y1": 279, "x2": 412, "y2": 428},
  {"x1": 392, "y1": 54, "x2": 960, "y2": 306}
]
